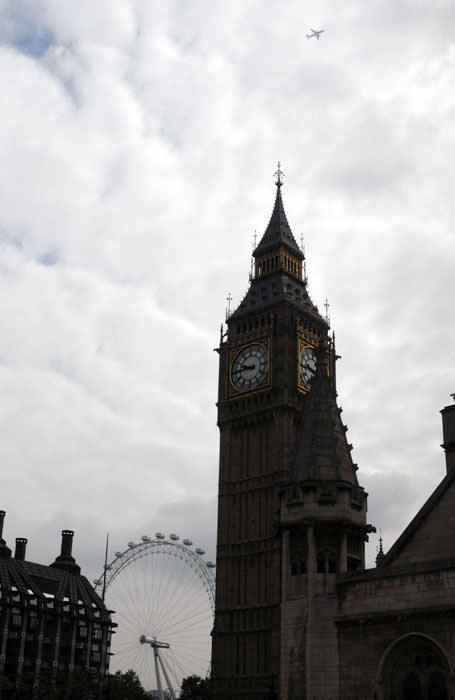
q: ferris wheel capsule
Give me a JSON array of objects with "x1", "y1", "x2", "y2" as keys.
[
  {"x1": 169, "y1": 534, "x2": 179, "y2": 541},
  {"x1": 206, "y1": 561, "x2": 216, "y2": 568},
  {"x1": 141, "y1": 535, "x2": 150, "y2": 542},
  {"x1": 95, "y1": 533, "x2": 215, "y2": 695},
  {"x1": 183, "y1": 539, "x2": 193, "y2": 546}
]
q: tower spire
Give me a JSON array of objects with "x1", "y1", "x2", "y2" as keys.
[
  {"x1": 228, "y1": 166, "x2": 326, "y2": 322},
  {"x1": 253, "y1": 165, "x2": 302, "y2": 261},
  {"x1": 274, "y1": 161, "x2": 284, "y2": 187}
]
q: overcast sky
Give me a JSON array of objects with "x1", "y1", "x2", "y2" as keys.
[{"x1": 0, "y1": 0, "x2": 454, "y2": 584}]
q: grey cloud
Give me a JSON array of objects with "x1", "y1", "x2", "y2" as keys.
[{"x1": 0, "y1": 0, "x2": 453, "y2": 611}]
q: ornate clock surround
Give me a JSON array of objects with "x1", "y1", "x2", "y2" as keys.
[{"x1": 228, "y1": 336, "x2": 272, "y2": 397}]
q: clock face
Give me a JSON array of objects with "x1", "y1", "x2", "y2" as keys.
[
  {"x1": 299, "y1": 346, "x2": 317, "y2": 387},
  {"x1": 231, "y1": 344, "x2": 269, "y2": 391}
]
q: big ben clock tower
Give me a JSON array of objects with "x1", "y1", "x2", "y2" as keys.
[{"x1": 211, "y1": 167, "x2": 372, "y2": 700}]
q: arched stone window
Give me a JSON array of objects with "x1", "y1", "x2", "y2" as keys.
[
  {"x1": 290, "y1": 555, "x2": 306, "y2": 576},
  {"x1": 428, "y1": 669, "x2": 448, "y2": 700},
  {"x1": 381, "y1": 634, "x2": 450, "y2": 700},
  {"x1": 403, "y1": 669, "x2": 421, "y2": 700},
  {"x1": 289, "y1": 528, "x2": 307, "y2": 576},
  {"x1": 316, "y1": 548, "x2": 337, "y2": 574}
]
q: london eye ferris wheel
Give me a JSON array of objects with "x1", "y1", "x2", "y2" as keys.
[{"x1": 94, "y1": 532, "x2": 215, "y2": 695}]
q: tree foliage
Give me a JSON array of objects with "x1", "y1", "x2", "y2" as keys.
[
  {"x1": 179, "y1": 674, "x2": 211, "y2": 700},
  {"x1": 0, "y1": 667, "x2": 148, "y2": 700},
  {"x1": 107, "y1": 669, "x2": 148, "y2": 699}
]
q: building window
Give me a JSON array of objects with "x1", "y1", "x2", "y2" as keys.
[
  {"x1": 290, "y1": 556, "x2": 306, "y2": 576},
  {"x1": 403, "y1": 669, "x2": 421, "y2": 700},
  {"x1": 347, "y1": 534, "x2": 361, "y2": 553},
  {"x1": 28, "y1": 614, "x2": 39, "y2": 631},
  {"x1": 347, "y1": 556, "x2": 361, "y2": 572},
  {"x1": 317, "y1": 549, "x2": 336, "y2": 574},
  {"x1": 383, "y1": 635, "x2": 449, "y2": 700},
  {"x1": 428, "y1": 669, "x2": 448, "y2": 700}
]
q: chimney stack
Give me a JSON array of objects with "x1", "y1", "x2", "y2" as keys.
[
  {"x1": 441, "y1": 401, "x2": 455, "y2": 473},
  {"x1": 0, "y1": 510, "x2": 12, "y2": 559},
  {"x1": 50, "y1": 529, "x2": 81, "y2": 575},
  {"x1": 61, "y1": 530, "x2": 74, "y2": 557},
  {"x1": 14, "y1": 537, "x2": 28, "y2": 561}
]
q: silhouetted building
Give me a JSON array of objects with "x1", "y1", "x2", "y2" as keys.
[
  {"x1": 211, "y1": 171, "x2": 455, "y2": 699},
  {"x1": 0, "y1": 513, "x2": 114, "y2": 697}
]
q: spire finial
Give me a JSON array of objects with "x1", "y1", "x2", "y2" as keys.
[
  {"x1": 274, "y1": 162, "x2": 284, "y2": 187},
  {"x1": 376, "y1": 531, "x2": 385, "y2": 566},
  {"x1": 324, "y1": 298, "x2": 330, "y2": 324},
  {"x1": 226, "y1": 292, "x2": 233, "y2": 320}
]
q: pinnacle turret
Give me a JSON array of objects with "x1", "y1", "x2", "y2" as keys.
[{"x1": 376, "y1": 535, "x2": 385, "y2": 566}]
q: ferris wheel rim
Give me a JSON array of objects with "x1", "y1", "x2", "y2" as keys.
[
  {"x1": 94, "y1": 535, "x2": 216, "y2": 613},
  {"x1": 93, "y1": 533, "x2": 216, "y2": 692}
]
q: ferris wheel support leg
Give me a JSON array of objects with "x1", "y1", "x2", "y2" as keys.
[
  {"x1": 157, "y1": 651, "x2": 177, "y2": 700},
  {"x1": 154, "y1": 647, "x2": 164, "y2": 699}
]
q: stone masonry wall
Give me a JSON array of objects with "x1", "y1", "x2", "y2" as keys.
[{"x1": 336, "y1": 564, "x2": 455, "y2": 699}]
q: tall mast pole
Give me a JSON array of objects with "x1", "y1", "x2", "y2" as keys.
[{"x1": 102, "y1": 533, "x2": 109, "y2": 602}]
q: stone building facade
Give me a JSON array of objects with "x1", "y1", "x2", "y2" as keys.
[
  {"x1": 211, "y1": 172, "x2": 455, "y2": 700},
  {"x1": 336, "y1": 429, "x2": 455, "y2": 700}
]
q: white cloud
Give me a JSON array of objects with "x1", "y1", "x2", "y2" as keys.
[{"x1": 0, "y1": 0, "x2": 454, "y2": 667}]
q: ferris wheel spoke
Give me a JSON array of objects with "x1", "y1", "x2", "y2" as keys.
[
  {"x1": 163, "y1": 605, "x2": 209, "y2": 638},
  {"x1": 111, "y1": 587, "x2": 140, "y2": 630},
  {"x1": 96, "y1": 536, "x2": 215, "y2": 694},
  {"x1": 113, "y1": 646, "x2": 143, "y2": 673},
  {"x1": 165, "y1": 576, "x2": 206, "y2": 623}
]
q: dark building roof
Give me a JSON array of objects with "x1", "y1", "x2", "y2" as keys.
[
  {"x1": 0, "y1": 556, "x2": 109, "y2": 620},
  {"x1": 0, "y1": 514, "x2": 110, "y2": 622},
  {"x1": 379, "y1": 467, "x2": 455, "y2": 568},
  {"x1": 228, "y1": 271, "x2": 323, "y2": 322}
]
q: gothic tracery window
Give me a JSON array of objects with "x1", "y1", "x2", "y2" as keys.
[{"x1": 382, "y1": 635, "x2": 449, "y2": 700}]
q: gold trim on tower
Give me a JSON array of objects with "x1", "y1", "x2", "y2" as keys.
[{"x1": 297, "y1": 336, "x2": 317, "y2": 393}]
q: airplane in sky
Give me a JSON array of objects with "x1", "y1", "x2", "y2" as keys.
[{"x1": 306, "y1": 28, "x2": 324, "y2": 40}]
